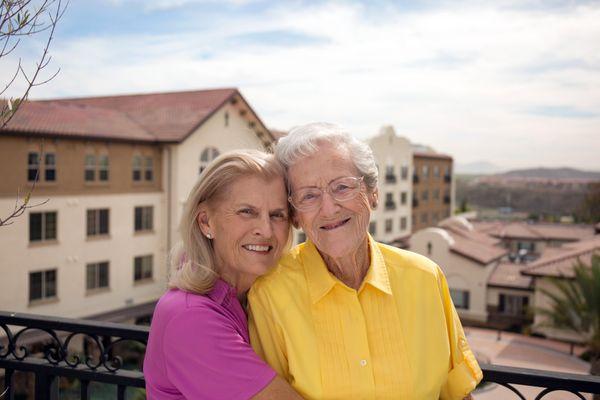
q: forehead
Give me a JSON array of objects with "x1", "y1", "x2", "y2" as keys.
[
  {"x1": 217, "y1": 175, "x2": 287, "y2": 206},
  {"x1": 288, "y1": 142, "x2": 358, "y2": 189}
]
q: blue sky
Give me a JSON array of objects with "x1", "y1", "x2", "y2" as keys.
[{"x1": 2, "y1": 0, "x2": 600, "y2": 170}]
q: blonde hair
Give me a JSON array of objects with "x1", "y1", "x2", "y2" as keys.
[{"x1": 168, "y1": 149, "x2": 288, "y2": 294}]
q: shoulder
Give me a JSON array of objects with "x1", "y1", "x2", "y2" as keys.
[
  {"x1": 153, "y1": 288, "x2": 231, "y2": 330},
  {"x1": 249, "y1": 244, "x2": 308, "y2": 304},
  {"x1": 376, "y1": 242, "x2": 442, "y2": 279}
]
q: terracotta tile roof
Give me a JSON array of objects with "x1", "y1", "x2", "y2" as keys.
[
  {"x1": 413, "y1": 151, "x2": 453, "y2": 160},
  {"x1": 438, "y1": 217, "x2": 507, "y2": 264},
  {"x1": 472, "y1": 221, "x2": 595, "y2": 242},
  {"x1": 488, "y1": 262, "x2": 533, "y2": 289},
  {"x1": 2, "y1": 88, "x2": 273, "y2": 143},
  {"x1": 521, "y1": 236, "x2": 600, "y2": 278}
]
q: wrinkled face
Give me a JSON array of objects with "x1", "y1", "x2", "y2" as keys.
[
  {"x1": 198, "y1": 175, "x2": 290, "y2": 284},
  {"x1": 288, "y1": 141, "x2": 376, "y2": 259}
]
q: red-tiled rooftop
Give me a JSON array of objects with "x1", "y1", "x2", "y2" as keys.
[
  {"x1": 438, "y1": 217, "x2": 507, "y2": 264},
  {"x1": 488, "y1": 262, "x2": 533, "y2": 289},
  {"x1": 472, "y1": 221, "x2": 595, "y2": 242},
  {"x1": 413, "y1": 151, "x2": 453, "y2": 160},
  {"x1": 522, "y1": 236, "x2": 600, "y2": 278},
  {"x1": 1, "y1": 88, "x2": 272, "y2": 143}
]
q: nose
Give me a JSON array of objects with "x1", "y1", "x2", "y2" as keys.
[
  {"x1": 319, "y1": 190, "x2": 340, "y2": 216},
  {"x1": 253, "y1": 214, "x2": 273, "y2": 238}
]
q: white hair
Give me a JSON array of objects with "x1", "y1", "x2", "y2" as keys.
[{"x1": 275, "y1": 122, "x2": 378, "y2": 191}]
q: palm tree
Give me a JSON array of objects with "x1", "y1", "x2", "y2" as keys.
[{"x1": 537, "y1": 253, "x2": 600, "y2": 382}]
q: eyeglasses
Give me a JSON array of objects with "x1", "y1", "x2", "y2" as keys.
[{"x1": 289, "y1": 176, "x2": 364, "y2": 211}]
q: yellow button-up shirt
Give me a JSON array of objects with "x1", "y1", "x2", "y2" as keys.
[{"x1": 248, "y1": 237, "x2": 482, "y2": 399}]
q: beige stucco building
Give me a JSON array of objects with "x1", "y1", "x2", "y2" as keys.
[
  {"x1": 0, "y1": 88, "x2": 274, "y2": 322},
  {"x1": 368, "y1": 126, "x2": 413, "y2": 244}
]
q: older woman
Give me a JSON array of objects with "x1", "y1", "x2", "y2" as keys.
[
  {"x1": 144, "y1": 150, "x2": 302, "y2": 399},
  {"x1": 248, "y1": 123, "x2": 482, "y2": 399}
]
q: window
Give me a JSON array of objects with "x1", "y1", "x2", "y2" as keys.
[
  {"x1": 433, "y1": 165, "x2": 440, "y2": 178},
  {"x1": 87, "y1": 209, "x2": 109, "y2": 236},
  {"x1": 369, "y1": 221, "x2": 377, "y2": 235},
  {"x1": 98, "y1": 155, "x2": 109, "y2": 181},
  {"x1": 421, "y1": 212, "x2": 428, "y2": 223},
  {"x1": 400, "y1": 191, "x2": 407, "y2": 205},
  {"x1": 44, "y1": 153, "x2": 56, "y2": 181},
  {"x1": 28, "y1": 152, "x2": 39, "y2": 181},
  {"x1": 86, "y1": 261, "x2": 109, "y2": 290},
  {"x1": 427, "y1": 241, "x2": 432, "y2": 255},
  {"x1": 499, "y1": 294, "x2": 529, "y2": 316},
  {"x1": 450, "y1": 289, "x2": 470, "y2": 309},
  {"x1": 421, "y1": 190, "x2": 429, "y2": 201},
  {"x1": 422, "y1": 165, "x2": 429, "y2": 179},
  {"x1": 144, "y1": 157, "x2": 154, "y2": 181},
  {"x1": 400, "y1": 216, "x2": 407, "y2": 231},
  {"x1": 134, "y1": 206, "x2": 153, "y2": 232},
  {"x1": 385, "y1": 218, "x2": 393, "y2": 233},
  {"x1": 29, "y1": 211, "x2": 57, "y2": 242},
  {"x1": 432, "y1": 212, "x2": 439, "y2": 224},
  {"x1": 85, "y1": 154, "x2": 109, "y2": 182},
  {"x1": 400, "y1": 166, "x2": 409, "y2": 180},
  {"x1": 134, "y1": 255, "x2": 153, "y2": 282},
  {"x1": 385, "y1": 192, "x2": 395, "y2": 210},
  {"x1": 29, "y1": 269, "x2": 57, "y2": 302},
  {"x1": 27, "y1": 151, "x2": 56, "y2": 182},
  {"x1": 385, "y1": 165, "x2": 396, "y2": 183},
  {"x1": 84, "y1": 155, "x2": 96, "y2": 181},
  {"x1": 433, "y1": 188, "x2": 440, "y2": 200},
  {"x1": 199, "y1": 147, "x2": 220, "y2": 174},
  {"x1": 132, "y1": 155, "x2": 142, "y2": 181}
]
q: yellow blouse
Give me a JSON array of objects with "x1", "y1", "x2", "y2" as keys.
[{"x1": 248, "y1": 237, "x2": 482, "y2": 400}]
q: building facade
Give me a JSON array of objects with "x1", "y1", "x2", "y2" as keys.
[
  {"x1": 412, "y1": 151, "x2": 454, "y2": 232},
  {"x1": 0, "y1": 88, "x2": 273, "y2": 322},
  {"x1": 368, "y1": 126, "x2": 413, "y2": 244}
]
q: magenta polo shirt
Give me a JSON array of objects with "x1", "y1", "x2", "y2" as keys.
[{"x1": 143, "y1": 280, "x2": 276, "y2": 399}]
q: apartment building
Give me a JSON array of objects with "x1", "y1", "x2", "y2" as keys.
[
  {"x1": 0, "y1": 88, "x2": 273, "y2": 321},
  {"x1": 412, "y1": 150, "x2": 454, "y2": 232},
  {"x1": 368, "y1": 126, "x2": 412, "y2": 244}
]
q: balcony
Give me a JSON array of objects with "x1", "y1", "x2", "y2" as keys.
[
  {"x1": 413, "y1": 174, "x2": 419, "y2": 184},
  {"x1": 1, "y1": 311, "x2": 599, "y2": 399},
  {"x1": 444, "y1": 195, "x2": 451, "y2": 204},
  {"x1": 412, "y1": 198, "x2": 419, "y2": 208},
  {"x1": 444, "y1": 174, "x2": 451, "y2": 183},
  {"x1": 384, "y1": 174, "x2": 397, "y2": 184}
]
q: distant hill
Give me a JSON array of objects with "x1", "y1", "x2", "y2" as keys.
[
  {"x1": 455, "y1": 161, "x2": 505, "y2": 175},
  {"x1": 498, "y1": 167, "x2": 600, "y2": 181}
]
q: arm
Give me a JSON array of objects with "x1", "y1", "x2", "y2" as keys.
[
  {"x1": 252, "y1": 376, "x2": 303, "y2": 399},
  {"x1": 436, "y1": 267, "x2": 483, "y2": 400}
]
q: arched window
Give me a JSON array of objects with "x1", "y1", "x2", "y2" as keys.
[{"x1": 199, "y1": 147, "x2": 220, "y2": 174}]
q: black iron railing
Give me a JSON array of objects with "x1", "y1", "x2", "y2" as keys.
[{"x1": 1, "y1": 311, "x2": 599, "y2": 399}]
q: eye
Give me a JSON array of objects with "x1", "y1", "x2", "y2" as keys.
[
  {"x1": 270, "y1": 211, "x2": 288, "y2": 221},
  {"x1": 238, "y1": 208, "x2": 256, "y2": 216},
  {"x1": 333, "y1": 183, "x2": 351, "y2": 193},
  {"x1": 301, "y1": 191, "x2": 320, "y2": 202}
]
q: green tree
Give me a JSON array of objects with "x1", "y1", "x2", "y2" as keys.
[{"x1": 537, "y1": 254, "x2": 600, "y2": 392}]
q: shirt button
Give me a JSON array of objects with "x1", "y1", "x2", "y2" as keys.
[{"x1": 360, "y1": 359, "x2": 368, "y2": 367}]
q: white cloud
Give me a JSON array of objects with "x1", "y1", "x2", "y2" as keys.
[{"x1": 3, "y1": 1, "x2": 600, "y2": 170}]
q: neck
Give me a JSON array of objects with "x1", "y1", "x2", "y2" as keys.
[
  {"x1": 320, "y1": 237, "x2": 370, "y2": 290},
  {"x1": 219, "y1": 270, "x2": 255, "y2": 303}
]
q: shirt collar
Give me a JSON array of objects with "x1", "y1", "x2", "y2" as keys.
[
  {"x1": 302, "y1": 234, "x2": 393, "y2": 304},
  {"x1": 207, "y1": 278, "x2": 237, "y2": 305}
]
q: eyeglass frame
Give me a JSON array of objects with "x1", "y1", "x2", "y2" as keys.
[{"x1": 288, "y1": 176, "x2": 366, "y2": 211}]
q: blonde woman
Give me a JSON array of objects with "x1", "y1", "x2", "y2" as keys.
[{"x1": 144, "y1": 150, "x2": 301, "y2": 400}]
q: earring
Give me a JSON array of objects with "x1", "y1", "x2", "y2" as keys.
[{"x1": 206, "y1": 233, "x2": 212, "y2": 239}]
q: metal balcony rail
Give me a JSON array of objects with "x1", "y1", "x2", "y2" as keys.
[{"x1": 1, "y1": 311, "x2": 600, "y2": 399}]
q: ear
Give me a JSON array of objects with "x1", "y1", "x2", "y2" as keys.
[
  {"x1": 196, "y1": 204, "x2": 212, "y2": 237},
  {"x1": 369, "y1": 187, "x2": 379, "y2": 209}
]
